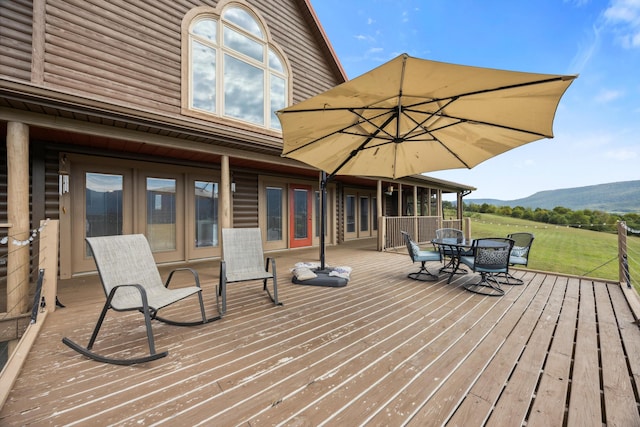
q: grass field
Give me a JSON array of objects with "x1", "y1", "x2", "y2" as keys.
[{"x1": 461, "y1": 213, "x2": 640, "y2": 290}]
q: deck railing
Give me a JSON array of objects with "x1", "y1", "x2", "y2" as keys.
[
  {"x1": 381, "y1": 216, "x2": 464, "y2": 250},
  {"x1": 0, "y1": 219, "x2": 59, "y2": 408}
]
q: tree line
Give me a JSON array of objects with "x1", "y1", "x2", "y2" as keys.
[{"x1": 444, "y1": 201, "x2": 640, "y2": 234}]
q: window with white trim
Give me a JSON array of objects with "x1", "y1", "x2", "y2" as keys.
[{"x1": 188, "y1": 5, "x2": 287, "y2": 130}]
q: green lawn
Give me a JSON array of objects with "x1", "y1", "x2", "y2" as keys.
[{"x1": 463, "y1": 213, "x2": 640, "y2": 290}]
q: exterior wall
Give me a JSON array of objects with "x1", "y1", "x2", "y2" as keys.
[
  {"x1": 232, "y1": 171, "x2": 259, "y2": 229},
  {"x1": 0, "y1": 0, "x2": 32, "y2": 81},
  {"x1": 0, "y1": 0, "x2": 341, "y2": 117}
]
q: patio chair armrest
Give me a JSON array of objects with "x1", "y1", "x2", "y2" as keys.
[
  {"x1": 107, "y1": 283, "x2": 150, "y2": 310},
  {"x1": 165, "y1": 267, "x2": 202, "y2": 289},
  {"x1": 265, "y1": 257, "x2": 276, "y2": 273}
]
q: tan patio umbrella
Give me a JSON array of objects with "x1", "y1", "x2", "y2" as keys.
[{"x1": 277, "y1": 53, "x2": 576, "y2": 269}]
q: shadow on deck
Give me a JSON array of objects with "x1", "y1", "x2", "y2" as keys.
[{"x1": 2, "y1": 239, "x2": 640, "y2": 426}]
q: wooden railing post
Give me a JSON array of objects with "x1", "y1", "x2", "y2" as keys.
[
  {"x1": 39, "y1": 220, "x2": 59, "y2": 312},
  {"x1": 618, "y1": 221, "x2": 630, "y2": 287},
  {"x1": 464, "y1": 217, "x2": 472, "y2": 240}
]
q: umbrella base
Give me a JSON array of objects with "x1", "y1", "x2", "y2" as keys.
[{"x1": 292, "y1": 268, "x2": 348, "y2": 287}]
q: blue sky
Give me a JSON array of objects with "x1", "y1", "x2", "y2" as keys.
[{"x1": 309, "y1": 0, "x2": 639, "y2": 200}]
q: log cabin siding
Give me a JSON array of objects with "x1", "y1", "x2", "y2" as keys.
[
  {"x1": 43, "y1": 148, "x2": 60, "y2": 221},
  {"x1": 43, "y1": 0, "x2": 183, "y2": 113},
  {"x1": 34, "y1": 0, "x2": 343, "y2": 120},
  {"x1": 0, "y1": 0, "x2": 33, "y2": 81},
  {"x1": 232, "y1": 171, "x2": 259, "y2": 229},
  {"x1": 251, "y1": 0, "x2": 343, "y2": 102}
]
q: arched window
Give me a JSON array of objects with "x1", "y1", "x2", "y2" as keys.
[{"x1": 188, "y1": 4, "x2": 287, "y2": 131}]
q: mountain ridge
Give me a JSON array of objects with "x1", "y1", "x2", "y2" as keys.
[{"x1": 464, "y1": 180, "x2": 640, "y2": 213}]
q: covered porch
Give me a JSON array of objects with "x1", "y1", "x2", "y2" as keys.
[{"x1": 1, "y1": 239, "x2": 639, "y2": 426}]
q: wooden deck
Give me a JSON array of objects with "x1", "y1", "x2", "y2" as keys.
[{"x1": 2, "y1": 239, "x2": 640, "y2": 426}]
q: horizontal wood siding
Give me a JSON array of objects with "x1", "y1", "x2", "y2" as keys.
[
  {"x1": 43, "y1": 0, "x2": 186, "y2": 113},
  {"x1": 43, "y1": 149, "x2": 60, "y2": 221},
  {"x1": 35, "y1": 0, "x2": 342, "y2": 118},
  {"x1": 232, "y1": 171, "x2": 259, "y2": 229},
  {"x1": 253, "y1": 0, "x2": 343, "y2": 102},
  {"x1": 0, "y1": 0, "x2": 33, "y2": 81}
]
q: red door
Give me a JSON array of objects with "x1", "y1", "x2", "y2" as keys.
[{"x1": 289, "y1": 185, "x2": 312, "y2": 248}]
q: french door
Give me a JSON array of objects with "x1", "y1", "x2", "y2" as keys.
[
  {"x1": 67, "y1": 155, "x2": 220, "y2": 275},
  {"x1": 289, "y1": 184, "x2": 313, "y2": 248}
]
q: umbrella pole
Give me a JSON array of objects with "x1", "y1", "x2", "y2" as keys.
[{"x1": 320, "y1": 172, "x2": 327, "y2": 270}]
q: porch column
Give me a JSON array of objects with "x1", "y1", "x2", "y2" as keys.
[
  {"x1": 220, "y1": 155, "x2": 232, "y2": 230},
  {"x1": 377, "y1": 180, "x2": 383, "y2": 251},
  {"x1": 413, "y1": 185, "x2": 418, "y2": 238},
  {"x1": 6, "y1": 122, "x2": 30, "y2": 316}
]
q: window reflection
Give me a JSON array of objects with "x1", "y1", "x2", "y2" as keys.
[
  {"x1": 268, "y1": 49, "x2": 284, "y2": 72},
  {"x1": 270, "y1": 76, "x2": 285, "y2": 130},
  {"x1": 146, "y1": 177, "x2": 176, "y2": 252},
  {"x1": 192, "y1": 41, "x2": 216, "y2": 112},
  {"x1": 223, "y1": 6, "x2": 263, "y2": 38},
  {"x1": 192, "y1": 18, "x2": 217, "y2": 41},
  {"x1": 195, "y1": 181, "x2": 218, "y2": 247},
  {"x1": 223, "y1": 25, "x2": 263, "y2": 62},
  {"x1": 346, "y1": 195, "x2": 356, "y2": 233},
  {"x1": 373, "y1": 197, "x2": 378, "y2": 230},
  {"x1": 85, "y1": 172, "x2": 123, "y2": 239},
  {"x1": 360, "y1": 197, "x2": 369, "y2": 232},
  {"x1": 224, "y1": 54, "x2": 264, "y2": 125},
  {"x1": 188, "y1": 5, "x2": 287, "y2": 130},
  {"x1": 293, "y1": 189, "x2": 308, "y2": 239},
  {"x1": 266, "y1": 187, "x2": 283, "y2": 241}
]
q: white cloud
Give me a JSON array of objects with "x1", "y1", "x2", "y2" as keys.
[
  {"x1": 595, "y1": 88, "x2": 624, "y2": 102},
  {"x1": 603, "y1": 0, "x2": 640, "y2": 48},
  {"x1": 605, "y1": 148, "x2": 638, "y2": 160},
  {"x1": 569, "y1": 25, "x2": 601, "y2": 73}
]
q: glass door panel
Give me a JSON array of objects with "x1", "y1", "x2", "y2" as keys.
[
  {"x1": 72, "y1": 166, "x2": 132, "y2": 274},
  {"x1": 194, "y1": 180, "x2": 218, "y2": 248},
  {"x1": 360, "y1": 196, "x2": 369, "y2": 234},
  {"x1": 146, "y1": 177, "x2": 177, "y2": 252},
  {"x1": 266, "y1": 186, "x2": 284, "y2": 242},
  {"x1": 85, "y1": 172, "x2": 123, "y2": 238}
]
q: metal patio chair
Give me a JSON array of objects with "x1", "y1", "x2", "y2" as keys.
[
  {"x1": 62, "y1": 234, "x2": 218, "y2": 365},
  {"x1": 219, "y1": 228, "x2": 282, "y2": 315},
  {"x1": 495, "y1": 232, "x2": 535, "y2": 285},
  {"x1": 401, "y1": 231, "x2": 442, "y2": 281},
  {"x1": 434, "y1": 228, "x2": 470, "y2": 275},
  {"x1": 459, "y1": 237, "x2": 514, "y2": 297}
]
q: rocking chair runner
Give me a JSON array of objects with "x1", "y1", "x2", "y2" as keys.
[
  {"x1": 62, "y1": 234, "x2": 220, "y2": 365},
  {"x1": 219, "y1": 228, "x2": 282, "y2": 315}
]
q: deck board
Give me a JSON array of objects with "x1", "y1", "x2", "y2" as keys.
[
  {"x1": 527, "y1": 276, "x2": 578, "y2": 426},
  {"x1": 567, "y1": 278, "x2": 602, "y2": 427},
  {"x1": 1, "y1": 240, "x2": 640, "y2": 426},
  {"x1": 486, "y1": 273, "x2": 565, "y2": 426},
  {"x1": 596, "y1": 283, "x2": 640, "y2": 426}
]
